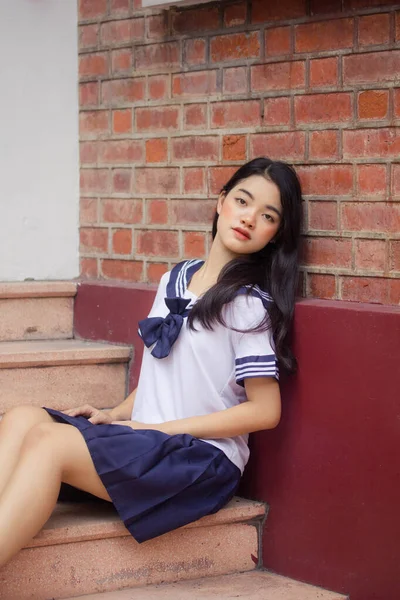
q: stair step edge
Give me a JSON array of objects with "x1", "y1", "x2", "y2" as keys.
[
  {"x1": 0, "y1": 281, "x2": 77, "y2": 299},
  {"x1": 28, "y1": 497, "x2": 266, "y2": 549}
]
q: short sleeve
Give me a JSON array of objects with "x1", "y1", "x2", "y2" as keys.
[{"x1": 228, "y1": 294, "x2": 279, "y2": 387}]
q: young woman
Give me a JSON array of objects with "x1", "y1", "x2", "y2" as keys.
[{"x1": 0, "y1": 157, "x2": 302, "y2": 565}]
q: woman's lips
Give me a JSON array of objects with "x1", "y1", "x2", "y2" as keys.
[{"x1": 232, "y1": 227, "x2": 251, "y2": 240}]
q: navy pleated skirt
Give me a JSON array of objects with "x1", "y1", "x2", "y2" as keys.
[{"x1": 44, "y1": 408, "x2": 241, "y2": 543}]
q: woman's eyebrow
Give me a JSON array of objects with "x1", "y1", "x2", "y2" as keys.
[{"x1": 238, "y1": 188, "x2": 282, "y2": 218}]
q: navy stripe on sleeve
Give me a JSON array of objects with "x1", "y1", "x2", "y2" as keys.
[{"x1": 235, "y1": 354, "x2": 279, "y2": 386}]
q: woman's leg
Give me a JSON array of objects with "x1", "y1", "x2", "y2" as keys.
[
  {"x1": 0, "y1": 421, "x2": 111, "y2": 567},
  {"x1": 0, "y1": 406, "x2": 54, "y2": 496}
]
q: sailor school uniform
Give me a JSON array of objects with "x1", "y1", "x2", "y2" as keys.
[{"x1": 44, "y1": 259, "x2": 278, "y2": 543}]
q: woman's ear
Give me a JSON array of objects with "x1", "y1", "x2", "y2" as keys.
[{"x1": 217, "y1": 191, "x2": 226, "y2": 215}]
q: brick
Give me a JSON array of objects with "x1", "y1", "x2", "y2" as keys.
[
  {"x1": 111, "y1": 49, "x2": 133, "y2": 73},
  {"x1": 80, "y1": 198, "x2": 98, "y2": 225},
  {"x1": 392, "y1": 164, "x2": 400, "y2": 196},
  {"x1": 136, "y1": 106, "x2": 179, "y2": 131},
  {"x1": 224, "y1": 3, "x2": 247, "y2": 27},
  {"x1": 309, "y1": 130, "x2": 339, "y2": 160},
  {"x1": 171, "y1": 6, "x2": 220, "y2": 34},
  {"x1": 146, "y1": 14, "x2": 168, "y2": 39},
  {"x1": 184, "y1": 232, "x2": 206, "y2": 258},
  {"x1": 357, "y1": 164, "x2": 387, "y2": 197},
  {"x1": 80, "y1": 257, "x2": 98, "y2": 279},
  {"x1": 211, "y1": 100, "x2": 260, "y2": 128},
  {"x1": 145, "y1": 138, "x2": 168, "y2": 163},
  {"x1": 171, "y1": 136, "x2": 219, "y2": 162},
  {"x1": 148, "y1": 75, "x2": 170, "y2": 100},
  {"x1": 136, "y1": 230, "x2": 179, "y2": 257},
  {"x1": 112, "y1": 228, "x2": 132, "y2": 255},
  {"x1": 79, "y1": 24, "x2": 99, "y2": 49},
  {"x1": 135, "y1": 168, "x2": 180, "y2": 194},
  {"x1": 394, "y1": 88, "x2": 400, "y2": 118},
  {"x1": 309, "y1": 201, "x2": 337, "y2": 230},
  {"x1": 344, "y1": 51, "x2": 400, "y2": 84},
  {"x1": 343, "y1": 128, "x2": 400, "y2": 158},
  {"x1": 296, "y1": 93, "x2": 352, "y2": 124},
  {"x1": 309, "y1": 57, "x2": 338, "y2": 88},
  {"x1": 80, "y1": 141, "x2": 98, "y2": 164},
  {"x1": 112, "y1": 109, "x2": 132, "y2": 134},
  {"x1": 211, "y1": 32, "x2": 260, "y2": 62},
  {"x1": 98, "y1": 140, "x2": 143, "y2": 164},
  {"x1": 309, "y1": 0, "x2": 342, "y2": 14},
  {"x1": 102, "y1": 78, "x2": 145, "y2": 105},
  {"x1": 340, "y1": 276, "x2": 389, "y2": 304},
  {"x1": 355, "y1": 239, "x2": 386, "y2": 271},
  {"x1": 80, "y1": 82, "x2": 99, "y2": 106},
  {"x1": 342, "y1": 202, "x2": 400, "y2": 233},
  {"x1": 358, "y1": 13, "x2": 390, "y2": 46},
  {"x1": 208, "y1": 166, "x2": 241, "y2": 195},
  {"x1": 308, "y1": 273, "x2": 336, "y2": 299},
  {"x1": 172, "y1": 71, "x2": 218, "y2": 98},
  {"x1": 250, "y1": 132, "x2": 306, "y2": 161},
  {"x1": 101, "y1": 18, "x2": 144, "y2": 46},
  {"x1": 79, "y1": 53, "x2": 108, "y2": 78},
  {"x1": 390, "y1": 240, "x2": 400, "y2": 270},
  {"x1": 101, "y1": 259, "x2": 143, "y2": 281},
  {"x1": 223, "y1": 67, "x2": 248, "y2": 94},
  {"x1": 80, "y1": 169, "x2": 110, "y2": 194},
  {"x1": 344, "y1": 0, "x2": 391, "y2": 7},
  {"x1": 112, "y1": 169, "x2": 132, "y2": 193},
  {"x1": 184, "y1": 104, "x2": 207, "y2": 129},
  {"x1": 110, "y1": 0, "x2": 130, "y2": 16},
  {"x1": 80, "y1": 227, "x2": 108, "y2": 253},
  {"x1": 263, "y1": 97, "x2": 291, "y2": 126},
  {"x1": 80, "y1": 110, "x2": 109, "y2": 136},
  {"x1": 184, "y1": 39, "x2": 206, "y2": 66},
  {"x1": 303, "y1": 237, "x2": 352, "y2": 268},
  {"x1": 397, "y1": 11, "x2": 400, "y2": 42},
  {"x1": 147, "y1": 262, "x2": 169, "y2": 283},
  {"x1": 183, "y1": 168, "x2": 206, "y2": 194},
  {"x1": 297, "y1": 165, "x2": 353, "y2": 196},
  {"x1": 79, "y1": 0, "x2": 107, "y2": 19},
  {"x1": 295, "y1": 18, "x2": 354, "y2": 52},
  {"x1": 389, "y1": 279, "x2": 400, "y2": 304},
  {"x1": 223, "y1": 135, "x2": 247, "y2": 161},
  {"x1": 135, "y1": 42, "x2": 180, "y2": 71},
  {"x1": 358, "y1": 90, "x2": 389, "y2": 120},
  {"x1": 146, "y1": 199, "x2": 168, "y2": 224},
  {"x1": 251, "y1": 61, "x2": 305, "y2": 92},
  {"x1": 101, "y1": 199, "x2": 143, "y2": 224},
  {"x1": 265, "y1": 27, "x2": 291, "y2": 56},
  {"x1": 170, "y1": 200, "x2": 216, "y2": 224},
  {"x1": 252, "y1": 0, "x2": 306, "y2": 22}
]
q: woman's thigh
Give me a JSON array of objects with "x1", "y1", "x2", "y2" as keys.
[{"x1": 0, "y1": 405, "x2": 54, "y2": 439}]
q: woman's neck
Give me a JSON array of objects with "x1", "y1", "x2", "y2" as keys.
[{"x1": 188, "y1": 234, "x2": 238, "y2": 296}]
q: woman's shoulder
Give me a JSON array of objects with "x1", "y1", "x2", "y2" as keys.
[{"x1": 224, "y1": 286, "x2": 272, "y2": 329}]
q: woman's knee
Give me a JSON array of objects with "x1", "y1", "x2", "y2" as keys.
[{"x1": 1, "y1": 406, "x2": 52, "y2": 429}]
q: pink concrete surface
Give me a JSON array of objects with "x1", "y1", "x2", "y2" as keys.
[
  {"x1": 28, "y1": 498, "x2": 265, "y2": 549},
  {"x1": 66, "y1": 571, "x2": 348, "y2": 600},
  {"x1": 0, "y1": 339, "x2": 131, "y2": 369},
  {"x1": 1, "y1": 519, "x2": 259, "y2": 599},
  {"x1": 0, "y1": 281, "x2": 77, "y2": 299},
  {"x1": 0, "y1": 297, "x2": 74, "y2": 341},
  {"x1": 0, "y1": 362, "x2": 128, "y2": 413}
]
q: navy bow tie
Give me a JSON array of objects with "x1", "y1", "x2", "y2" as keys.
[{"x1": 138, "y1": 297, "x2": 192, "y2": 359}]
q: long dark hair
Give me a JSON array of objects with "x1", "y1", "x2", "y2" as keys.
[{"x1": 187, "y1": 157, "x2": 303, "y2": 374}]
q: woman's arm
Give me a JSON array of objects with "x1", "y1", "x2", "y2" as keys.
[
  {"x1": 115, "y1": 378, "x2": 281, "y2": 438},
  {"x1": 108, "y1": 388, "x2": 137, "y2": 421},
  {"x1": 63, "y1": 388, "x2": 137, "y2": 424}
]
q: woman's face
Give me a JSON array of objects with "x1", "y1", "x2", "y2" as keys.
[{"x1": 216, "y1": 174, "x2": 282, "y2": 256}]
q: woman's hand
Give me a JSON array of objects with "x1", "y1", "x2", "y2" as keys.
[{"x1": 62, "y1": 405, "x2": 114, "y2": 425}]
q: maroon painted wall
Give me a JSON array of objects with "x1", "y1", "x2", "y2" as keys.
[{"x1": 74, "y1": 283, "x2": 400, "y2": 600}]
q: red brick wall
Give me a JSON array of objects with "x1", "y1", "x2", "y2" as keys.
[{"x1": 78, "y1": 0, "x2": 400, "y2": 305}]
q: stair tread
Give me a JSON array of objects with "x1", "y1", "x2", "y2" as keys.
[
  {"x1": 0, "y1": 339, "x2": 131, "y2": 368},
  {"x1": 0, "y1": 281, "x2": 77, "y2": 299},
  {"x1": 28, "y1": 496, "x2": 265, "y2": 549},
  {"x1": 65, "y1": 571, "x2": 348, "y2": 600}
]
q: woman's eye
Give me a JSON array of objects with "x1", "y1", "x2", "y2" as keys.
[
  {"x1": 263, "y1": 214, "x2": 274, "y2": 222},
  {"x1": 236, "y1": 197, "x2": 246, "y2": 205}
]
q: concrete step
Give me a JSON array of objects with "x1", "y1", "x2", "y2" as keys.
[
  {"x1": 65, "y1": 571, "x2": 348, "y2": 600},
  {"x1": 0, "y1": 281, "x2": 77, "y2": 342},
  {"x1": 0, "y1": 498, "x2": 265, "y2": 600},
  {"x1": 0, "y1": 339, "x2": 131, "y2": 413}
]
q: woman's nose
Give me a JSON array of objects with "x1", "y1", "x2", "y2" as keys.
[{"x1": 241, "y1": 213, "x2": 255, "y2": 228}]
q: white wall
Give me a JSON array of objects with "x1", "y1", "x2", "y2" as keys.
[{"x1": 0, "y1": 0, "x2": 79, "y2": 281}]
